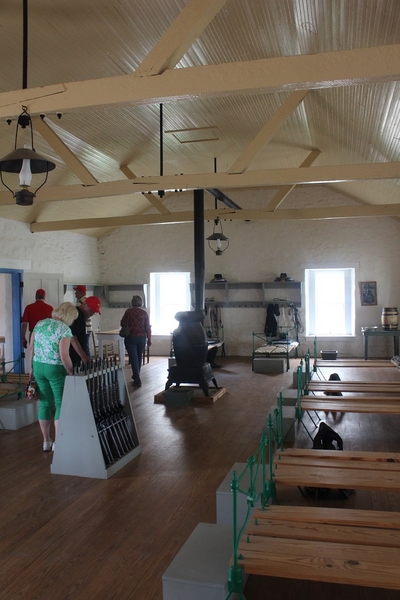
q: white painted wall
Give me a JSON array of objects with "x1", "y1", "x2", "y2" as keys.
[
  {"x1": 0, "y1": 219, "x2": 100, "y2": 282},
  {"x1": 0, "y1": 218, "x2": 100, "y2": 361},
  {"x1": 1, "y1": 183, "x2": 399, "y2": 360},
  {"x1": 98, "y1": 186, "x2": 400, "y2": 358}
]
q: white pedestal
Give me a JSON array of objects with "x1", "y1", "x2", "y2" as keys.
[
  {"x1": 162, "y1": 523, "x2": 243, "y2": 600},
  {"x1": 278, "y1": 388, "x2": 299, "y2": 406},
  {"x1": 0, "y1": 397, "x2": 39, "y2": 430},
  {"x1": 216, "y1": 462, "x2": 263, "y2": 527},
  {"x1": 293, "y1": 368, "x2": 307, "y2": 387},
  {"x1": 279, "y1": 405, "x2": 297, "y2": 443},
  {"x1": 254, "y1": 357, "x2": 286, "y2": 373}
]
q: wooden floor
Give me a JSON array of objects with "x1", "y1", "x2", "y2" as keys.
[{"x1": 1, "y1": 357, "x2": 400, "y2": 599}]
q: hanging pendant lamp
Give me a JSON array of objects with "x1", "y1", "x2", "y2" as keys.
[
  {"x1": 207, "y1": 217, "x2": 229, "y2": 256},
  {"x1": 0, "y1": 1, "x2": 56, "y2": 206},
  {"x1": 0, "y1": 107, "x2": 56, "y2": 205}
]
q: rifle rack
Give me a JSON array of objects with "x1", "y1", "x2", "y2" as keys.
[{"x1": 51, "y1": 362, "x2": 141, "y2": 479}]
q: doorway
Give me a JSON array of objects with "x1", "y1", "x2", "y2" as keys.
[{"x1": 0, "y1": 269, "x2": 23, "y2": 373}]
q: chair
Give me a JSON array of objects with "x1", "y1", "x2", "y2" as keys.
[{"x1": 143, "y1": 340, "x2": 150, "y2": 365}]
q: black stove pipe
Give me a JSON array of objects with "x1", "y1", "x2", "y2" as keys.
[{"x1": 193, "y1": 189, "x2": 205, "y2": 313}]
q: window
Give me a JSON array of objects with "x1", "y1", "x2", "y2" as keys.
[
  {"x1": 305, "y1": 268, "x2": 355, "y2": 336},
  {"x1": 150, "y1": 272, "x2": 191, "y2": 335}
]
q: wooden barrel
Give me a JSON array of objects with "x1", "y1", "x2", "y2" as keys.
[{"x1": 381, "y1": 307, "x2": 398, "y2": 330}]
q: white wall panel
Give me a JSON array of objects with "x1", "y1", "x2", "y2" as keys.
[{"x1": 98, "y1": 187, "x2": 400, "y2": 358}]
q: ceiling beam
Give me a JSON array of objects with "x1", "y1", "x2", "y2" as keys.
[
  {"x1": 135, "y1": 0, "x2": 229, "y2": 76},
  {"x1": 264, "y1": 149, "x2": 322, "y2": 211},
  {"x1": 228, "y1": 90, "x2": 309, "y2": 174},
  {"x1": 30, "y1": 203, "x2": 400, "y2": 233},
  {"x1": 0, "y1": 161, "x2": 398, "y2": 206},
  {"x1": 31, "y1": 117, "x2": 98, "y2": 185},
  {"x1": 1, "y1": 45, "x2": 400, "y2": 118},
  {"x1": 119, "y1": 165, "x2": 171, "y2": 215}
]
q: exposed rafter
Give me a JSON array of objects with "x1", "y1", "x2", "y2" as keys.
[
  {"x1": 119, "y1": 165, "x2": 171, "y2": 215},
  {"x1": 1, "y1": 45, "x2": 399, "y2": 118},
  {"x1": 0, "y1": 161, "x2": 398, "y2": 206},
  {"x1": 30, "y1": 203, "x2": 400, "y2": 233},
  {"x1": 228, "y1": 90, "x2": 309, "y2": 174},
  {"x1": 264, "y1": 149, "x2": 321, "y2": 211},
  {"x1": 134, "y1": 0, "x2": 229, "y2": 77},
  {"x1": 32, "y1": 117, "x2": 98, "y2": 185}
]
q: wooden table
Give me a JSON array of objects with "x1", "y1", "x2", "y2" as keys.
[{"x1": 362, "y1": 328, "x2": 400, "y2": 359}]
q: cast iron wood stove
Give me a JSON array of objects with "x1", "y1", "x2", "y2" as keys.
[{"x1": 165, "y1": 311, "x2": 219, "y2": 397}]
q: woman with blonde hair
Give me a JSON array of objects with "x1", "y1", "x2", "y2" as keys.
[{"x1": 29, "y1": 302, "x2": 78, "y2": 452}]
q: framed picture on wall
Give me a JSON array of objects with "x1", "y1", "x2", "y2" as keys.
[{"x1": 359, "y1": 281, "x2": 377, "y2": 306}]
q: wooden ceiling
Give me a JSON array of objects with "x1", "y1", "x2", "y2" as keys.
[{"x1": 0, "y1": 0, "x2": 400, "y2": 237}]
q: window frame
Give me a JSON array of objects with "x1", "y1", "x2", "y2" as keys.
[
  {"x1": 149, "y1": 271, "x2": 191, "y2": 336},
  {"x1": 305, "y1": 266, "x2": 356, "y2": 338}
]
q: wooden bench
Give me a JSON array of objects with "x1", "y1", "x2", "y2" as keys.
[
  {"x1": 316, "y1": 359, "x2": 395, "y2": 368},
  {"x1": 0, "y1": 383, "x2": 24, "y2": 397},
  {"x1": 307, "y1": 381, "x2": 400, "y2": 393},
  {"x1": 272, "y1": 448, "x2": 400, "y2": 491},
  {"x1": 0, "y1": 373, "x2": 29, "y2": 385},
  {"x1": 301, "y1": 394, "x2": 400, "y2": 414},
  {"x1": 238, "y1": 504, "x2": 400, "y2": 590}
]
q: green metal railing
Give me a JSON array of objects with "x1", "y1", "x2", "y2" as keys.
[
  {"x1": 313, "y1": 336, "x2": 318, "y2": 373},
  {"x1": 0, "y1": 356, "x2": 25, "y2": 399},
  {"x1": 225, "y1": 356, "x2": 325, "y2": 598},
  {"x1": 224, "y1": 430, "x2": 267, "y2": 599},
  {"x1": 225, "y1": 408, "x2": 285, "y2": 599}
]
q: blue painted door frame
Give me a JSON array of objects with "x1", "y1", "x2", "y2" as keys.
[{"x1": 0, "y1": 268, "x2": 23, "y2": 373}]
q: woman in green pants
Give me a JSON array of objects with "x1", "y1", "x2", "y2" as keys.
[{"x1": 29, "y1": 302, "x2": 78, "y2": 452}]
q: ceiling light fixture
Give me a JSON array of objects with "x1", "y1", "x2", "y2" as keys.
[
  {"x1": 0, "y1": 107, "x2": 56, "y2": 206},
  {"x1": 0, "y1": 1, "x2": 56, "y2": 206},
  {"x1": 206, "y1": 217, "x2": 229, "y2": 256}
]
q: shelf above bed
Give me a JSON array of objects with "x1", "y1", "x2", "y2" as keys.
[{"x1": 190, "y1": 281, "x2": 302, "y2": 308}]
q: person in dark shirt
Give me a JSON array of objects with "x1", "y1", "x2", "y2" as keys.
[
  {"x1": 70, "y1": 296, "x2": 101, "y2": 367},
  {"x1": 120, "y1": 295, "x2": 151, "y2": 386}
]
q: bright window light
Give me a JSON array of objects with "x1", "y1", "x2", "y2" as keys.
[
  {"x1": 150, "y1": 272, "x2": 191, "y2": 335},
  {"x1": 305, "y1": 268, "x2": 355, "y2": 336}
]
